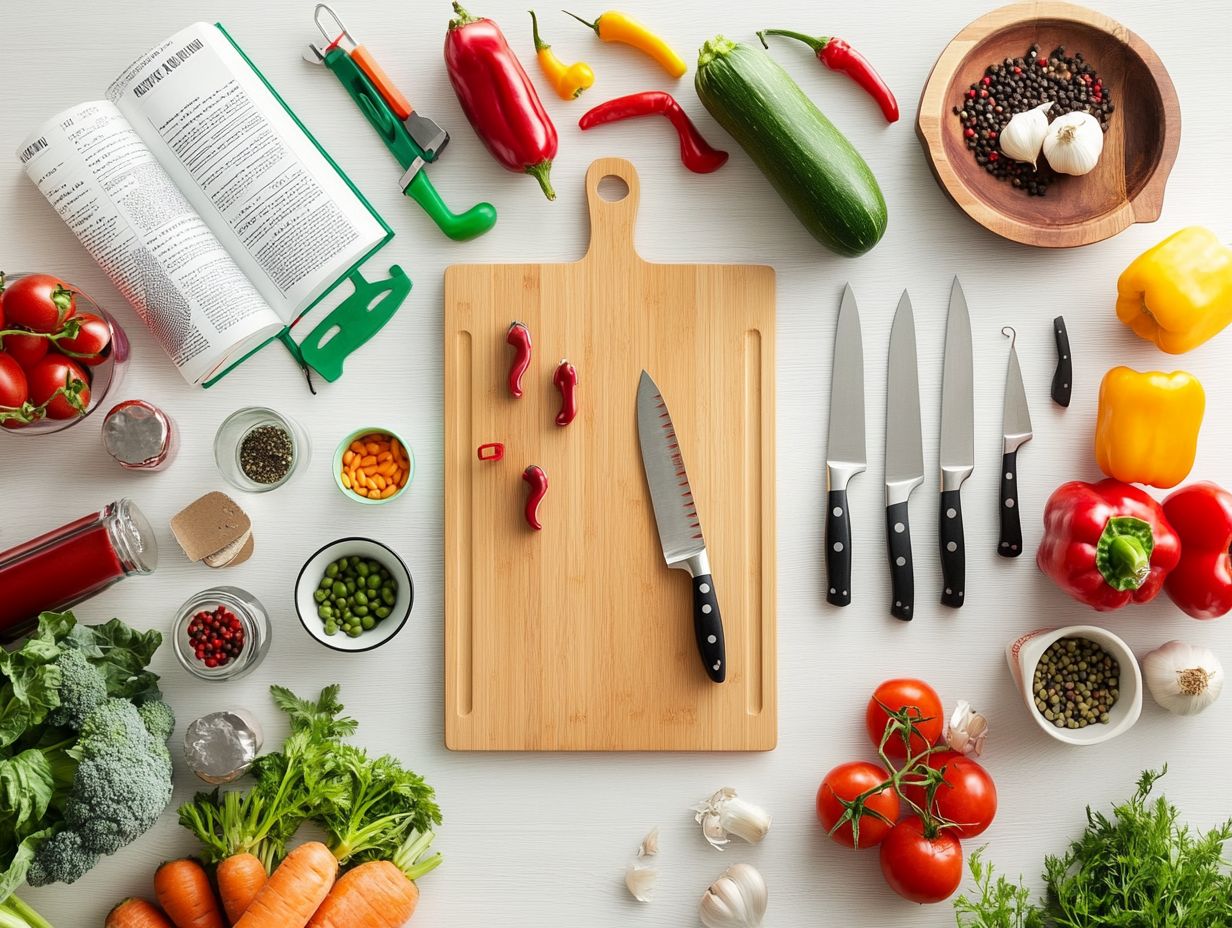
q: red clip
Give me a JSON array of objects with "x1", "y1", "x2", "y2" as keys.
[{"x1": 477, "y1": 442, "x2": 505, "y2": 462}]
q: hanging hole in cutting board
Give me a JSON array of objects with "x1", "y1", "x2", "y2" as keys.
[{"x1": 597, "y1": 174, "x2": 630, "y2": 202}]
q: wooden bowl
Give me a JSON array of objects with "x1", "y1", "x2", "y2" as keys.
[{"x1": 918, "y1": 2, "x2": 1180, "y2": 248}]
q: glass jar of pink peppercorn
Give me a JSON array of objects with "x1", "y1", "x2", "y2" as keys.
[{"x1": 172, "y1": 587, "x2": 271, "y2": 682}]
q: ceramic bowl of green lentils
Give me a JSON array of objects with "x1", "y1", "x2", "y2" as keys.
[{"x1": 294, "y1": 537, "x2": 413, "y2": 652}]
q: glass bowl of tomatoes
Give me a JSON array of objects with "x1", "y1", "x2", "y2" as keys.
[{"x1": 0, "y1": 272, "x2": 130, "y2": 436}]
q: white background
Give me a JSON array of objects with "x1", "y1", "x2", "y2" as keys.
[{"x1": 2, "y1": 1, "x2": 1231, "y2": 924}]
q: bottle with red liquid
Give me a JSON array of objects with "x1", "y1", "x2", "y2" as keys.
[{"x1": 0, "y1": 499, "x2": 158, "y2": 640}]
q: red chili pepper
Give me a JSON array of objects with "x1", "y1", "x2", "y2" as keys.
[
  {"x1": 552, "y1": 359, "x2": 578, "y2": 426},
  {"x1": 523, "y1": 465, "x2": 548, "y2": 531},
  {"x1": 506, "y1": 321, "x2": 532, "y2": 398},
  {"x1": 444, "y1": 2, "x2": 559, "y2": 199},
  {"x1": 1162, "y1": 482, "x2": 1232, "y2": 619},
  {"x1": 757, "y1": 30, "x2": 899, "y2": 123},
  {"x1": 1037, "y1": 479, "x2": 1181, "y2": 612},
  {"x1": 578, "y1": 92, "x2": 729, "y2": 174}
]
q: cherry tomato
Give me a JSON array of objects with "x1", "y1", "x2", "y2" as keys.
[
  {"x1": 2, "y1": 330, "x2": 49, "y2": 370},
  {"x1": 55, "y1": 312, "x2": 111, "y2": 366},
  {"x1": 879, "y1": 816, "x2": 963, "y2": 904},
  {"x1": 0, "y1": 353, "x2": 30, "y2": 429},
  {"x1": 866, "y1": 678, "x2": 944, "y2": 759},
  {"x1": 2, "y1": 274, "x2": 76, "y2": 333},
  {"x1": 27, "y1": 355, "x2": 90, "y2": 420},
  {"x1": 903, "y1": 750, "x2": 997, "y2": 838},
  {"x1": 816, "y1": 761, "x2": 900, "y2": 849}
]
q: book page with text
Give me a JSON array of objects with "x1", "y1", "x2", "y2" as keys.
[{"x1": 107, "y1": 23, "x2": 386, "y2": 320}]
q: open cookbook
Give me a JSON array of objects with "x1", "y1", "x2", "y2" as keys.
[{"x1": 17, "y1": 22, "x2": 402, "y2": 387}]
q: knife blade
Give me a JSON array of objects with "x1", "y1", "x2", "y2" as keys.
[
  {"x1": 825, "y1": 284, "x2": 867, "y2": 607},
  {"x1": 885, "y1": 292, "x2": 924, "y2": 621},
  {"x1": 939, "y1": 277, "x2": 974, "y2": 608},
  {"x1": 637, "y1": 370, "x2": 726, "y2": 683},
  {"x1": 998, "y1": 326, "x2": 1033, "y2": 558}
]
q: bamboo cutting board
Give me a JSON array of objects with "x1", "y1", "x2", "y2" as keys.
[{"x1": 443, "y1": 158, "x2": 775, "y2": 751}]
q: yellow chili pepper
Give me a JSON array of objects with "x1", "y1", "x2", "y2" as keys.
[
  {"x1": 1095, "y1": 366, "x2": 1205, "y2": 489},
  {"x1": 529, "y1": 10, "x2": 595, "y2": 100},
  {"x1": 564, "y1": 9, "x2": 687, "y2": 78},
  {"x1": 1116, "y1": 226, "x2": 1232, "y2": 354}
]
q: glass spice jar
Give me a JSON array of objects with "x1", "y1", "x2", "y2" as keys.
[
  {"x1": 102, "y1": 400, "x2": 178, "y2": 470},
  {"x1": 0, "y1": 499, "x2": 158, "y2": 641},
  {"x1": 213, "y1": 407, "x2": 309, "y2": 493},
  {"x1": 172, "y1": 587, "x2": 272, "y2": 682}
]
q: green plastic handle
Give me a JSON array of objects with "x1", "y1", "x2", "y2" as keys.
[
  {"x1": 404, "y1": 173, "x2": 497, "y2": 242},
  {"x1": 298, "y1": 265, "x2": 412, "y2": 383}
]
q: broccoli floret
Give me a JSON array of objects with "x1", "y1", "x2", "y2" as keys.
[
  {"x1": 25, "y1": 829, "x2": 98, "y2": 887},
  {"x1": 46, "y1": 649, "x2": 107, "y2": 730},
  {"x1": 137, "y1": 699, "x2": 175, "y2": 742}
]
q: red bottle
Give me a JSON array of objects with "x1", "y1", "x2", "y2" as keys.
[{"x1": 0, "y1": 499, "x2": 158, "y2": 639}]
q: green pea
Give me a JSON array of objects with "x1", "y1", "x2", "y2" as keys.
[
  {"x1": 338, "y1": 557, "x2": 350, "y2": 569},
  {"x1": 345, "y1": 580, "x2": 357, "y2": 594},
  {"x1": 330, "y1": 581, "x2": 344, "y2": 597},
  {"x1": 354, "y1": 605, "x2": 369, "y2": 617},
  {"x1": 325, "y1": 562, "x2": 339, "y2": 578},
  {"x1": 381, "y1": 587, "x2": 396, "y2": 606},
  {"x1": 357, "y1": 562, "x2": 370, "y2": 577},
  {"x1": 313, "y1": 589, "x2": 328, "y2": 603},
  {"x1": 361, "y1": 616, "x2": 375, "y2": 631},
  {"x1": 353, "y1": 591, "x2": 367, "y2": 606},
  {"x1": 318, "y1": 605, "x2": 333, "y2": 618},
  {"x1": 378, "y1": 568, "x2": 390, "y2": 580},
  {"x1": 367, "y1": 575, "x2": 381, "y2": 590},
  {"x1": 374, "y1": 606, "x2": 390, "y2": 619},
  {"x1": 324, "y1": 623, "x2": 338, "y2": 636},
  {"x1": 347, "y1": 627, "x2": 362, "y2": 638}
]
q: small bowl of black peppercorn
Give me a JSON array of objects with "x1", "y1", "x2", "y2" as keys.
[{"x1": 214, "y1": 407, "x2": 310, "y2": 493}]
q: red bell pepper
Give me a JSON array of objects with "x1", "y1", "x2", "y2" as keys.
[
  {"x1": 1037, "y1": 479, "x2": 1181, "y2": 611},
  {"x1": 444, "y1": 2, "x2": 559, "y2": 200},
  {"x1": 1162, "y1": 482, "x2": 1232, "y2": 619}
]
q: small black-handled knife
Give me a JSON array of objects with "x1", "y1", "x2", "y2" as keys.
[
  {"x1": 939, "y1": 278, "x2": 974, "y2": 608},
  {"x1": 1051, "y1": 315, "x2": 1072, "y2": 408},
  {"x1": 637, "y1": 371, "x2": 726, "y2": 683},
  {"x1": 999, "y1": 327, "x2": 1034, "y2": 557},
  {"x1": 884, "y1": 292, "x2": 924, "y2": 621},
  {"x1": 825, "y1": 285, "x2": 866, "y2": 607}
]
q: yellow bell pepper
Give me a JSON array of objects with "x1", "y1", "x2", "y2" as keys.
[
  {"x1": 529, "y1": 11, "x2": 595, "y2": 100},
  {"x1": 564, "y1": 9, "x2": 687, "y2": 78},
  {"x1": 1095, "y1": 367, "x2": 1205, "y2": 489},
  {"x1": 1116, "y1": 226, "x2": 1232, "y2": 354}
]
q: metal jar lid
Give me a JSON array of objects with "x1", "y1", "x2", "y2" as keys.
[{"x1": 102, "y1": 400, "x2": 174, "y2": 469}]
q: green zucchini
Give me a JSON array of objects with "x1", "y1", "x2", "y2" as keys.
[{"x1": 695, "y1": 36, "x2": 887, "y2": 257}]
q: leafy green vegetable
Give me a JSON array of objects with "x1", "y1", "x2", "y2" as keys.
[{"x1": 954, "y1": 768, "x2": 1232, "y2": 928}]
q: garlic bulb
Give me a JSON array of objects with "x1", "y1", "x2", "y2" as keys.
[
  {"x1": 999, "y1": 101, "x2": 1052, "y2": 167},
  {"x1": 700, "y1": 863, "x2": 767, "y2": 928},
  {"x1": 1143, "y1": 640, "x2": 1223, "y2": 715},
  {"x1": 1042, "y1": 110, "x2": 1103, "y2": 175},
  {"x1": 625, "y1": 864, "x2": 657, "y2": 902},
  {"x1": 692, "y1": 787, "x2": 771, "y2": 849},
  {"x1": 945, "y1": 699, "x2": 989, "y2": 757}
]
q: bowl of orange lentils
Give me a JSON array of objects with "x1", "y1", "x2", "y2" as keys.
[{"x1": 333, "y1": 427, "x2": 414, "y2": 504}]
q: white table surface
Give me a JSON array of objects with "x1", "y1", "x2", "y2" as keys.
[{"x1": 3, "y1": 1, "x2": 1231, "y2": 924}]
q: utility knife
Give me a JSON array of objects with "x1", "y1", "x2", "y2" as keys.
[
  {"x1": 999, "y1": 327, "x2": 1033, "y2": 557},
  {"x1": 885, "y1": 292, "x2": 924, "y2": 621},
  {"x1": 825, "y1": 284, "x2": 866, "y2": 606},
  {"x1": 939, "y1": 277, "x2": 974, "y2": 608}
]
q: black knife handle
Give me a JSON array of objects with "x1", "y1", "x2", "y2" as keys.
[
  {"x1": 886, "y1": 501, "x2": 914, "y2": 621},
  {"x1": 998, "y1": 450, "x2": 1023, "y2": 558},
  {"x1": 826, "y1": 488, "x2": 853, "y2": 607},
  {"x1": 692, "y1": 574, "x2": 726, "y2": 683},
  {"x1": 939, "y1": 489, "x2": 966, "y2": 608},
  {"x1": 1051, "y1": 316, "x2": 1072, "y2": 408}
]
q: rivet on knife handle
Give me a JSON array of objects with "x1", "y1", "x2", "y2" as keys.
[
  {"x1": 939, "y1": 491, "x2": 966, "y2": 607},
  {"x1": 692, "y1": 574, "x2": 726, "y2": 683},
  {"x1": 1051, "y1": 315, "x2": 1072, "y2": 408},
  {"x1": 826, "y1": 489, "x2": 853, "y2": 606},
  {"x1": 886, "y1": 501, "x2": 914, "y2": 620},
  {"x1": 998, "y1": 450, "x2": 1023, "y2": 557}
]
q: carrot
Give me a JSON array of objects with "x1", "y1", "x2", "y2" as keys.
[
  {"x1": 305, "y1": 862, "x2": 419, "y2": 928},
  {"x1": 234, "y1": 841, "x2": 337, "y2": 928},
  {"x1": 107, "y1": 898, "x2": 173, "y2": 928},
  {"x1": 155, "y1": 859, "x2": 226, "y2": 928},
  {"x1": 217, "y1": 853, "x2": 268, "y2": 925}
]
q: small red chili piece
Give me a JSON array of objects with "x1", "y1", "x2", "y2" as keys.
[
  {"x1": 478, "y1": 442, "x2": 505, "y2": 461},
  {"x1": 552, "y1": 359, "x2": 578, "y2": 427},
  {"x1": 578, "y1": 92, "x2": 729, "y2": 174},
  {"x1": 757, "y1": 30, "x2": 899, "y2": 123},
  {"x1": 506, "y1": 321, "x2": 532, "y2": 398},
  {"x1": 523, "y1": 464, "x2": 548, "y2": 531}
]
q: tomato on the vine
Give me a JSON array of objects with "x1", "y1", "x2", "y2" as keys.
[
  {"x1": 866, "y1": 678, "x2": 944, "y2": 759},
  {"x1": 2, "y1": 274, "x2": 75, "y2": 333},
  {"x1": 55, "y1": 312, "x2": 111, "y2": 366},
  {"x1": 903, "y1": 750, "x2": 997, "y2": 838},
  {"x1": 27, "y1": 355, "x2": 90, "y2": 420},
  {"x1": 2, "y1": 330, "x2": 49, "y2": 370},
  {"x1": 0, "y1": 353, "x2": 30, "y2": 429},
  {"x1": 816, "y1": 761, "x2": 900, "y2": 849},
  {"x1": 879, "y1": 816, "x2": 963, "y2": 904}
]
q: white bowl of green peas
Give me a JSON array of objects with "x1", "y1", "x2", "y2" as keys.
[{"x1": 294, "y1": 537, "x2": 413, "y2": 652}]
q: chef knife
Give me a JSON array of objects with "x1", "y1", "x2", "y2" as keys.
[
  {"x1": 825, "y1": 284, "x2": 866, "y2": 607},
  {"x1": 939, "y1": 277, "x2": 974, "y2": 608},
  {"x1": 998, "y1": 326, "x2": 1033, "y2": 558},
  {"x1": 885, "y1": 292, "x2": 924, "y2": 621},
  {"x1": 637, "y1": 370, "x2": 726, "y2": 683}
]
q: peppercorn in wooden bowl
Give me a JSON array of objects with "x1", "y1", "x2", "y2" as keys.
[{"x1": 917, "y1": 1, "x2": 1180, "y2": 248}]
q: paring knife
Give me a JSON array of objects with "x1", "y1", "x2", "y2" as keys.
[
  {"x1": 939, "y1": 277, "x2": 974, "y2": 608},
  {"x1": 637, "y1": 371, "x2": 726, "y2": 683},
  {"x1": 998, "y1": 326, "x2": 1033, "y2": 557},
  {"x1": 885, "y1": 292, "x2": 924, "y2": 621},
  {"x1": 825, "y1": 284, "x2": 866, "y2": 607}
]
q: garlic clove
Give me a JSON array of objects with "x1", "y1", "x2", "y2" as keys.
[
  {"x1": 1042, "y1": 110, "x2": 1103, "y2": 176},
  {"x1": 636, "y1": 825, "x2": 660, "y2": 858},
  {"x1": 693, "y1": 787, "x2": 771, "y2": 850},
  {"x1": 700, "y1": 863, "x2": 767, "y2": 928},
  {"x1": 625, "y1": 864, "x2": 657, "y2": 902},
  {"x1": 946, "y1": 699, "x2": 989, "y2": 757},
  {"x1": 999, "y1": 101, "x2": 1052, "y2": 168}
]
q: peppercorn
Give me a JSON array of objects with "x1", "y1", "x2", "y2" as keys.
[
  {"x1": 1032, "y1": 637, "x2": 1120, "y2": 728},
  {"x1": 238, "y1": 424, "x2": 295, "y2": 485}
]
